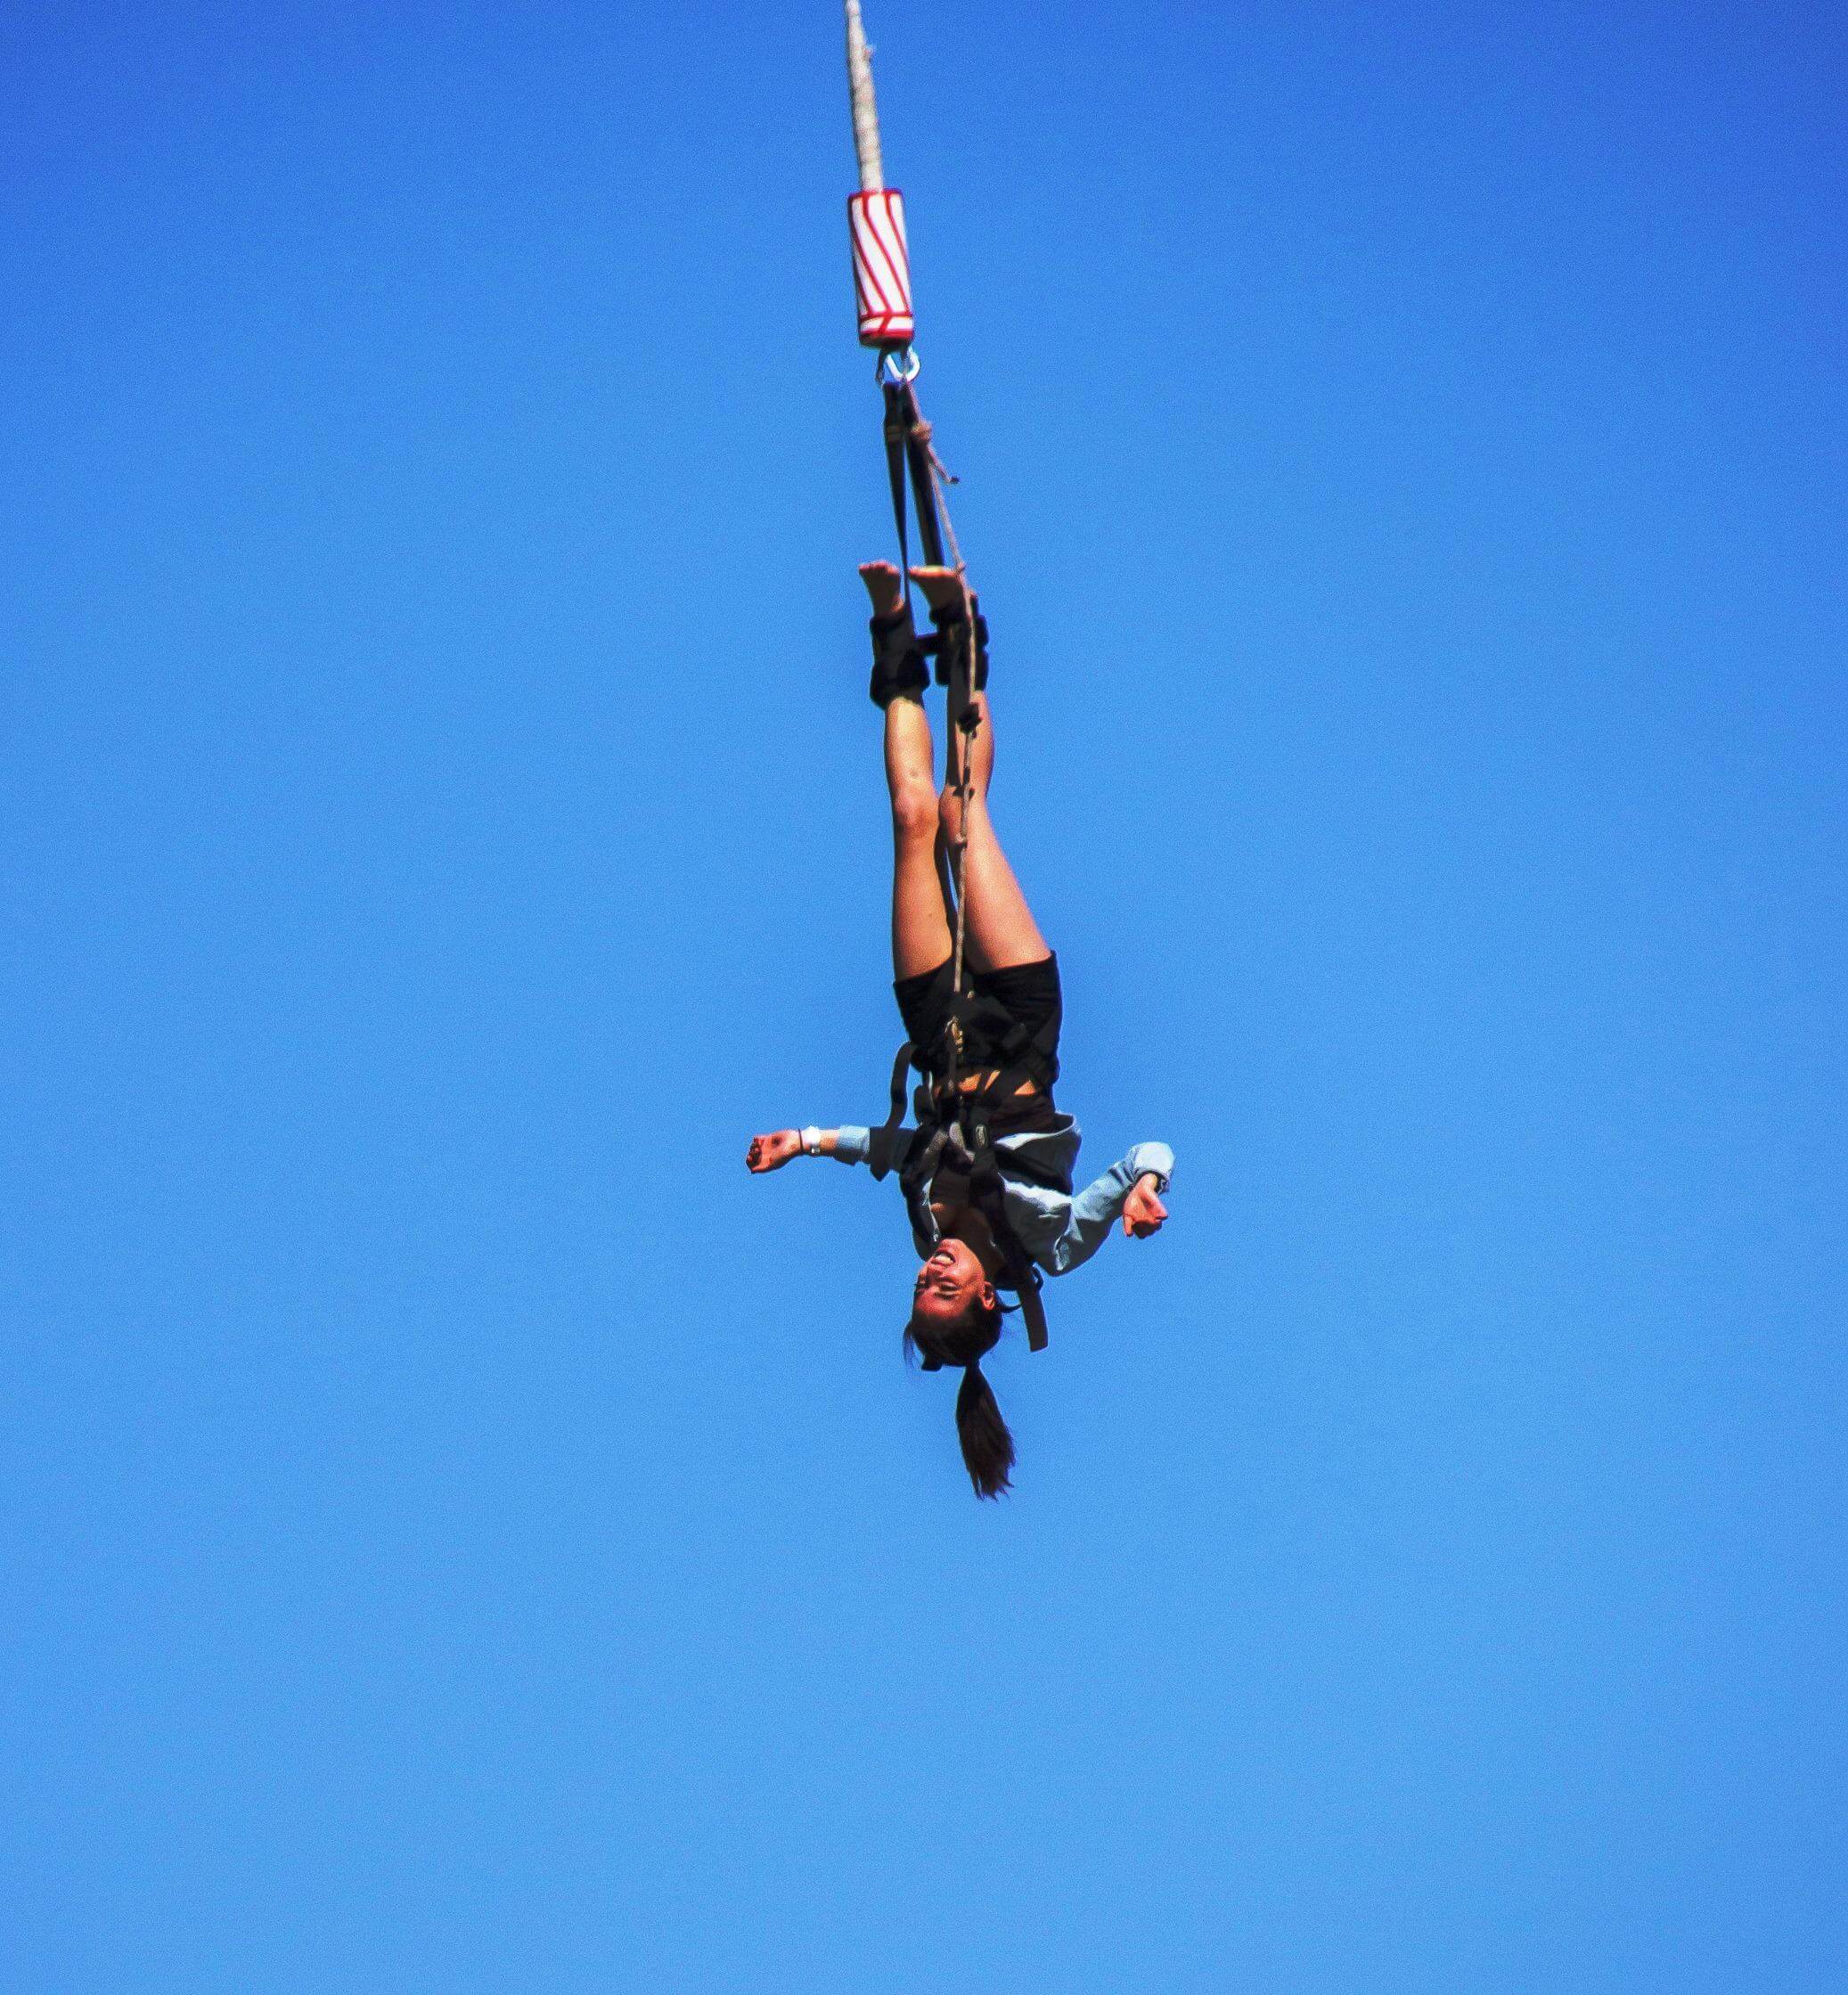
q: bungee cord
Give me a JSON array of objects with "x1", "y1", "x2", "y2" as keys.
[
  {"x1": 844, "y1": 0, "x2": 981, "y2": 1108},
  {"x1": 740, "y1": 8, "x2": 1175, "y2": 1489}
]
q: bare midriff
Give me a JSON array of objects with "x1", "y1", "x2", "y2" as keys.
[{"x1": 954, "y1": 1067, "x2": 1040, "y2": 1098}]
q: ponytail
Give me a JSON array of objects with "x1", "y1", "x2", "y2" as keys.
[
  {"x1": 905, "y1": 1296, "x2": 1016, "y2": 1500},
  {"x1": 953, "y1": 1358, "x2": 1015, "y2": 1499}
]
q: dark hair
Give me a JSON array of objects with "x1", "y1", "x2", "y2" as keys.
[{"x1": 904, "y1": 1295, "x2": 1016, "y2": 1499}]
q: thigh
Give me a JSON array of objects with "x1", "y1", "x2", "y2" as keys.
[
  {"x1": 891, "y1": 830, "x2": 954, "y2": 982},
  {"x1": 955, "y1": 797, "x2": 1050, "y2": 972}
]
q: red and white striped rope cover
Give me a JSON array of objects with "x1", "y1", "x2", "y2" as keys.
[{"x1": 848, "y1": 188, "x2": 913, "y2": 347}]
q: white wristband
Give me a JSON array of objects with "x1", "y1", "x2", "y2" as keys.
[{"x1": 801, "y1": 1126, "x2": 822, "y2": 1157}]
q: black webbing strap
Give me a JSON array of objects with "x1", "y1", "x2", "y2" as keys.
[
  {"x1": 879, "y1": 381, "x2": 947, "y2": 582},
  {"x1": 881, "y1": 383, "x2": 912, "y2": 593},
  {"x1": 867, "y1": 1039, "x2": 914, "y2": 1181},
  {"x1": 902, "y1": 390, "x2": 946, "y2": 568},
  {"x1": 969, "y1": 1143, "x2": 1050, "y2": 1353},
  {"x1": 945, "y1": 990, "x2": 1057, "y2": 1094},
  {"x1": 1004, "y1": 1252, "x2": 1051, "y2": 1352}
]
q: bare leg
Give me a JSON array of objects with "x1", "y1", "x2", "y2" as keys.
[
  {"x1": 943, "y1": 692, "x2": 1050, "y2": 972},
  {"x1": 863, "y1": 563, "x2": 954, "y2": 980},
  {"x1": 907, "y1": 567, "x2": 1051, "y2": 975},
  {"x1": 887, "y1": 697, "x2": 956, "y2": 979}
]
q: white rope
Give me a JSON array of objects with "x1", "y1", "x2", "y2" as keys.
[
  {"x1": 844, "y1": 0, "x2": 885, "y2": 194},
  {"x1": 940, "y1": 511, "x2": 977, "y2": 1101}
]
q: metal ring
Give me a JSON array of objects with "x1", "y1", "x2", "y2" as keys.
[{"x1": 875, "y1": 344, "x2": 921, "y2": 386}]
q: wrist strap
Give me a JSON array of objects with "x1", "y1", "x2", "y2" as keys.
[{"x1": 801, "y1": 1125, "x2": 822, "y2": 1157}]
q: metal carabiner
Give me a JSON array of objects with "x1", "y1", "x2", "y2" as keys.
[{"x1": 875, "y1": 344, "x2": 921, "y2": 387}]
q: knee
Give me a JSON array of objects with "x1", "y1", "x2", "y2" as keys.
[{"x1": 890, "y1": 780, "x2": 938, "y2": 845}]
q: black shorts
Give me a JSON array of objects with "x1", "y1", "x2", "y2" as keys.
[{"x1": 894, "y1": 952, "x2": 1062, "y2": 1092}]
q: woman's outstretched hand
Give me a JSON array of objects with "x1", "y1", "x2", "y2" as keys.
[
  {"x1": 746, "y1": 1130, "x2": 803, "y2": 1173},
  {"x1": 1122, "y1": 1175, "x2": 1168, "y2": 1239}
]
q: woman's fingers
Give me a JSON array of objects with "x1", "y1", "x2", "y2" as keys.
[
  {"x1": 1122, "y1": 1188, "x2": 1168, "y2": 1236},
  {"x1": 747, "y1": 1130, "x2": 798, "y2": 1173}
]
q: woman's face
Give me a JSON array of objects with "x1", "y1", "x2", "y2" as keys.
[{"x1": 912, "y1": 1240, "x2": 994, "y2": 1324}]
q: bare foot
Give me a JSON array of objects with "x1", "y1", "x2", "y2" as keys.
[
  {"x1": 858, "y1": 561, "x2": 905, "y2": 618},
  {"x1": 908, "y1": 565, "x2": 972, "y2": 620}
]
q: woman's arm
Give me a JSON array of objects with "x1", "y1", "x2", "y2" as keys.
[
  {"x1": 1047, "y1": 1142, "x2": 1175, "y2": 1272},
  {"x1": 745, "y1": 1124, "x2": 915, "y2": 1173}
]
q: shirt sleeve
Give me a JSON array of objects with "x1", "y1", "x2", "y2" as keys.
[
  {"x1": 1046, "y1": 1141, "x2": 1175, "y2": 1275},
  {"x1": 830, "y1": 1125, "x2": 915, "y2": 1170}
]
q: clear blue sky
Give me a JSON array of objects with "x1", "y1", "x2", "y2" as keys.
[{"x1": 6, "y1": 3, "x2": 1844, "y2": 1988}]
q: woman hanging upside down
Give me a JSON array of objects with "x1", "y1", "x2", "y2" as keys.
[{"x1": 745, "y1": 562, "x2": 1173, "y2": 1498}]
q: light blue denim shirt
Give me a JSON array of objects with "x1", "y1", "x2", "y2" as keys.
[{"x1": 830, "y1": 1119, "x2": 1174, "y2": 1276}]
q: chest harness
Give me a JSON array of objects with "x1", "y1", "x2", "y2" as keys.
[{"x1": 864, "y1": 1024, "x2": 1057, "y2": 1356}]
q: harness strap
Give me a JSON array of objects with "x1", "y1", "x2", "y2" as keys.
[
  {"x1": 880, "y1": 385, "x2": 912, "y2": 607},
  {"x1": 969, "y1": 1148, "x2": 1051, "y2": 1353},
  {"x1": 883, "y1": 382, "x2": 946, "y2": 567},
  {"x1": 889, "y1": 1090, "x2": 1052, "y2": 1355},
  {"x1": 867, "y1": 1039, "x2": 915, "y2": 1181},
  {"x1": 880, "y1": 381, "x2": 949, "y2": 610},
  {"x1": 941, "y1": 990, "x2": 1057, "y2": 1092}
]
